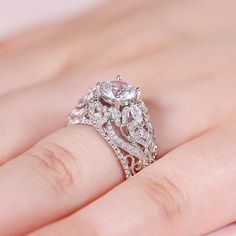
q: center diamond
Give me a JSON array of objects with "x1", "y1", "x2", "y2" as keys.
[{"x1": 99, "y1": 80, "x2": 137, "y2": 103}]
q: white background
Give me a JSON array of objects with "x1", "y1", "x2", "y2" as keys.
[{"x1": 0, "y1": 0, "x2": 107, "y2": 39}]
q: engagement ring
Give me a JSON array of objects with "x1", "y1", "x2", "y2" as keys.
[{"x1": 68, "y1": 76, "x2": 158, "y2": 178}]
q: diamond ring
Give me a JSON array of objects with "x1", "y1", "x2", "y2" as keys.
[{"x1": 68, "y1": 76, "x2": 158, "y2": 178}]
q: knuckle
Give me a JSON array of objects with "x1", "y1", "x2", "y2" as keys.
[
  {"x1": 133, "y1": 171, "x2": 186, "y2": 222},
  {"x1": 24, "y1": 141, "x2": 80, "y2": 195}
]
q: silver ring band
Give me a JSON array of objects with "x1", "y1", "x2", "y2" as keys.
[{"x1": 68, "y1": 76, "x2": 158, "y2": 178}]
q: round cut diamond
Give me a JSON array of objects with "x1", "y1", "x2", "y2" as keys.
[{"x1": 99, "y1": 80, "x2": 137, "y2": 103}]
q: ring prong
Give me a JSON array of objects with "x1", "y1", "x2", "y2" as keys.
[
  {"x1": 136, "y1": 87, "x2": 141, "y2": 99},
  {"x1": 96, "y1": 82, "x2": 101, "y2": 96},
  {"x1": 116, "y1": 75, "x2": 122, "y2": 81}
]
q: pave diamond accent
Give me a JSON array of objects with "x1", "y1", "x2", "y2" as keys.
[
  {"x1": 110, "y1": 107, "x2": 121, "y2": 125},
  {"x1": 68, "y1": 76, "x2": 158, "y2": 178},
  {"x1": 130, "y1": 104, "x2": 143, "y2": 123},
  {"x1": 121, "y1": 106, "x2": 130, "y2": 125},
  {"x1": 106, "y1": 121, "x2": 145, "y2": 159}
]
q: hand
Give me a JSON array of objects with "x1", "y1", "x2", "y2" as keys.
[{"x1": 0, "y1": 0, "x2": 235, "y2": 235}]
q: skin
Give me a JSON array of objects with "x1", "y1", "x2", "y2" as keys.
[{"x1": 0, "y1": 0, "x2": 235, "y2": 235}]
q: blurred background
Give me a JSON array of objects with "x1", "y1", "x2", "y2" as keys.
[{"x1": 0, "y1": 0, "x2": 107, "y2": 39}]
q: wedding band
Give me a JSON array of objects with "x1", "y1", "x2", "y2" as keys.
[{"x1": 68, "y1": 76, "x2": 158, "y2": 178}]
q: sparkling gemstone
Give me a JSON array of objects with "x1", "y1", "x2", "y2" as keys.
[
  {"x1": 87, "y1": 90, "x2": 95, "y2": 100},
  {"x1": 72, "y1": 106, "x2": 86, "y2": 117},
  {"x1": 77, "y1": 97, "x2": 87, "y2": 108},
  {"x1": 131, "y1": 105, "x2": 143, "y2": 123},
  {"x1": 137, "y1": 128, "x2": 147, "y2": 139},
  {"x1": 110, "y1": 107, "x2": 121, "y2": 124},
  {"x1": 99, "y1": 80, "x2": 137, "y2": 103},
  {"x1": 121, "y1": 106, "x2": 130, "y2": 125}
]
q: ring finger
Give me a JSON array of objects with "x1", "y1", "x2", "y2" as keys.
[{"x1": 30, "y1": 123, "x2": 236, "y2": 236}]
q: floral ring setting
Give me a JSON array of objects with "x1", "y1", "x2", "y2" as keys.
[{"x1": 68, "y1": 75, "x2": 158, "y2": 178}]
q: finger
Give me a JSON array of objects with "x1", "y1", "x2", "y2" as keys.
[
  {"x1": 0, "y1": 76, "x2": 74, "y2": 164},
  {"x1": 0, "y1": 8, "x2": 81, "y2": 95},
  {"x1": 0, "y1": 125, "x2": 124, "y2": 236},
  {"x1": 0, "y1": 21, "x2": 63, "y2": 54},
  {"x1": 30, "y1": 124, "x2": 236, "y2": 236},
  {"x1": 0, "y1": 0, "x2": 143, "y2": 95},
  {"x1": 206, "y1": 224, "x2": 236, "y2": 236},
  {"x1": 0, "y1": 36, "x2": 69, "y2": 95}
]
